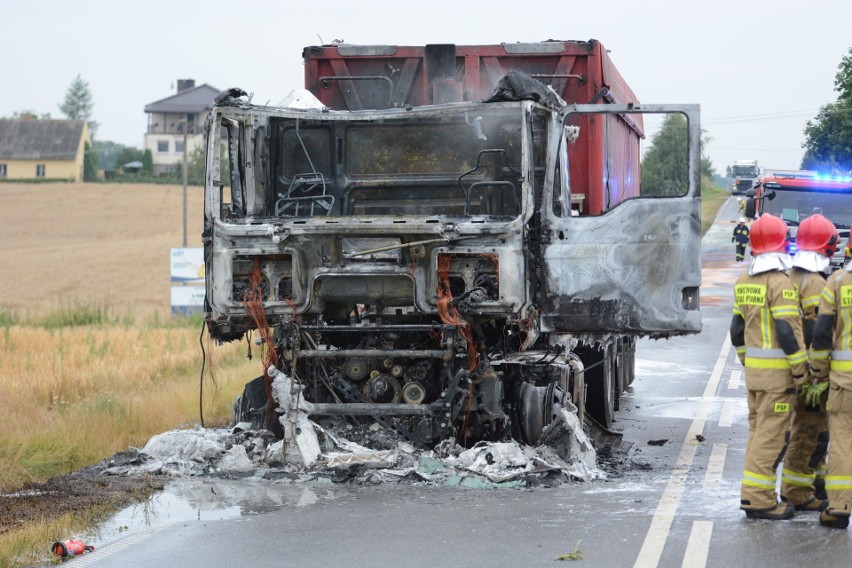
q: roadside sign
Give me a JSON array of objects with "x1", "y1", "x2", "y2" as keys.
[
  {"x1": 170, "y1": 248, "x2": 204, "y2": 283},
  {"x1": 170, "y1": 285, "x2": 205, "y2": 316}
]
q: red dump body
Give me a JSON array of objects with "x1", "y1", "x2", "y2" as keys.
[{"x1": 302, "y1": 40, "x2": 644, "y2": 215}]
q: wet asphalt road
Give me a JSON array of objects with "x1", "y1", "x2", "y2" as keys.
[{"x1": 74, "y1": 198, "x2": 852, "y2": 568}]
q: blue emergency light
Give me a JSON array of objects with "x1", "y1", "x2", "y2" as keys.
[{"x1": 814, "y1": 173, "x2": 852, "y2": 183}]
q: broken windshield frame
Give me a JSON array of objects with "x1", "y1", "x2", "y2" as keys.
[{"x1": 215, "y1": 104, "x2": 536, "y2": 221}]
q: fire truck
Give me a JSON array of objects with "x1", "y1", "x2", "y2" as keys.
[{"x1": 745, "y1": 172, "x2": 852, "y2": 270}]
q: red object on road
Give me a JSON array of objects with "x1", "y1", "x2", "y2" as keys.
[{"x1": 52, "y1": 539, "x2": 95, "y2": 558}]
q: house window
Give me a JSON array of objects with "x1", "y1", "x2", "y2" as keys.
[
  {"x1": 0, "y1": 164, "x2": 6, "y2": 177},
  {"x1": 36, "y1": 164, "x2": 46, "y2": 177},
  {"x1": 157, "y1": 140, "x2": 169, "y2": 153},
  {"x1": 175, "y1": 140, "x2": 185, "y2": 153}
]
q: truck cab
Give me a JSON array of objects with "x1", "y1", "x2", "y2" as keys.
[{"x1": 731, "y1": 159, "x2": 760, "y2": 195}]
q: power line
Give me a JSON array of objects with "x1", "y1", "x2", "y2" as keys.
[
  {"x1": 708, "y1": 146, "x2": 802, "y2": 152},
  {"x1": 704, "y1": 105, "x2": 852, "y2": 125}
]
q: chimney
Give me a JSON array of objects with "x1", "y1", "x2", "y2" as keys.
[{"x1": 177, "y1": 79, "x2": 196, "y2": 92}]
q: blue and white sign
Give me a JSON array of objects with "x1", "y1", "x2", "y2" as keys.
[
  {"x1": 170, "y1": 285, "x2": 205, "y2": 316},
  {"x1": 170, "y1": 248, "x2": 205, "y2": 283}
]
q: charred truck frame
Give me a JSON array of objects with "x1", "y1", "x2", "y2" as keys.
[{"x1": 203, "y1": 41, "x2": 702, "y2": 447}]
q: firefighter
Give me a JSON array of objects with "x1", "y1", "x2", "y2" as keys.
[
  {"x1": 809, "y1": 236, "x2": 852, "y2": 529},
  {"x1": 731, "y1": 213, "x2": 810, "y2": 520},
  {"x1": 732, "y1": 217, "x2": 750, "y2": 262},
  {"x1": 780, "y1": 214, "x2": 838, "y2": 511}
]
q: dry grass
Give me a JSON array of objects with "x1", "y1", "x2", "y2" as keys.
[
  {"x1": 0, "y1": 322, "x2": 258, "y2": 492},
  {"x1": 0, "y1": 182, "x2": 205, "y2": 320},
  {"x1": 0, "y1": 183, "x2": 264, "y2": 492}
]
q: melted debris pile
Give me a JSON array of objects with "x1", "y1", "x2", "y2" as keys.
[{"x1": 106, "y1": 367, "x2": 604, "y2": 487}]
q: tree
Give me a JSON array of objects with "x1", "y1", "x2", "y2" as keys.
[
  {"x1": 641, "y1": 114, "x2": 714, "y2": 196},
  {"x1": 801, "y1": 47, "x2": 852, "y2": 171},
  {"x1": 59, "y1": 74, "x2": 98, "y2": 137},
  {"x1": 83, "y1": 141, "x2": 99, "y2": 181},
  {"x1": 116, "y1": 147, "x2": 143, "y2": 168},
  {"x1": 7, "y1": 109, "x2": 51, "y2": 120},
  {"x1": 142, "y1": 149, "x2": 154, "y2": 175}
]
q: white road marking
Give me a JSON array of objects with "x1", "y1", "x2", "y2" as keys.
[
  {"x1": 727, "y1": 369, "x2": 741, "y2": 390},
  {"x1": 702, "y1": 444, "x2": 728, "y2": 493},
  {"x1": 718, "y1": 400, "x2": 736, "y2": 428},
  {"x1": 633, "y1": 340, "x2": 727, "y2": 568},
  {"x1": 681, "y1": 521, "x2": 714, "y2": 568},
  {"x1": 65, "y1": 524, "x2": 173, "y2": 566}
]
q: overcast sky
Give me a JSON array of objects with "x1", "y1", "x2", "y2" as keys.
[{"x1": 4, "y1": 0, "x2": 850, "y2": 175}]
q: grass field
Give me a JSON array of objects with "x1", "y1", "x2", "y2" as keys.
[
  {"x1": 701, "y1": 177, "x2": 730, "y2": 234},
  {"x1": 0, "y1": 183, "x2": 262, "y2": 492},
  {"x1": 0, "y1": 182, "x2": 204, "y2": 320}
]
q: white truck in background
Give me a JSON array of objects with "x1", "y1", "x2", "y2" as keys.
[{"x1": 730, "y1": 159, "x2": 761, "y2": 194}]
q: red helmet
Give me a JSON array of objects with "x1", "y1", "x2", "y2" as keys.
[
  {"x1": 749, "y1": 214, "x2": 789, "y2": 254},
  {"x1": 796, "y1": 214, "x2": 839, "y2": 257}
]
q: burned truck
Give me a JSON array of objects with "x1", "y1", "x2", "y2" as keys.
[{"x1": 203, "y1": 42, "x2": 701, "y2": 447}]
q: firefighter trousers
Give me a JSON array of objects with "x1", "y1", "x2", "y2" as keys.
[
  {"x1": 781, "y1": 397, "x2": 828, "y2": 505},
  {"x1": 735, "y1": 242, "x2": 747, "y2": 262},
  {"x1": 826, "y1": 384, "x2": 852, "y2": 517},
  {"x1": 741, "y1": 388, "x2": 796, "y2": 511}
]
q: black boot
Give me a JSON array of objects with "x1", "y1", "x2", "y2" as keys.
[
  {"x1": 745, "y1": 502, "x2": 795, "y2": 520},
  {"x1": 819, "y1": 511, "x2": 850, "y2": 529}
]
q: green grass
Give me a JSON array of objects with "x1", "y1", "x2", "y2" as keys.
[
  {"x1": 1, "y1": 304, "x2": 203, "y2": 331},
  {"x1": 35, "y1": 301, "x2": 116, "y2": 328},
  {"x1": 701, "y1": 176, "x2": 730, "y2": 235}
]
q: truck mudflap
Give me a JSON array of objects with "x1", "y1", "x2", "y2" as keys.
[{"x1": 540, "y1": 104, "x2": 702, "y2": 336}]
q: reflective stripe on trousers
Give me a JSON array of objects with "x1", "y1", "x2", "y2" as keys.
[
  {"x1": 743, "y1": 470, "x2": 776, "y2": 489},
  {"x1": 781, "y1": 468, "x2": 815, "y2": 487}
]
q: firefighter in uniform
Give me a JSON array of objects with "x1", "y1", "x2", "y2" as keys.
[
  {"x1": 809, "y1": 237, "x2": 852, "y2": 529},
  {"x1": 732, "y1": 217, "x2": 750, "y2": 262},
  {"x1": 780, "y1": 214, "x2": 838, "y2": 511},
  {"x1": 731, "y1": 213, "x2": 810, "y2": 520}
]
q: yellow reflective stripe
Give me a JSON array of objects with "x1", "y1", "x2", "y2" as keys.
[
  {"x1": 822, "y1": 287, "x2": 836, "y2": 306},
  {"x1": 745, "y1": 357, "x2": 791, "y2": 369},
  {"x1": 761, "y1": 307, "x2": 772, "y2": 349},
  {"x1": 733, "y1": 306, "x2": 742, "y2": 316},
  {"x1": 736, "y1": 346, "x2": 746, "y2": 355},
  {"x1": 810, "y1": 349, "x2": 830, "y2": 361},
  {"x1": 787, "y1": 351, "x2": 807, "y2": 365},
  {"x1": 744, "y1": 470, "x2": 776, "y2": 481},
  {"x1": 801, "y1": 295, "x2": 821, "y2": 309},
  {"x1": 743, "y1": 470, "x2": 776, "y2": 489},
  {"x1": 825, "y1": 476, "x2": 852, "y2": 490},
  {"x1": 830, "y1": 360, "x2": 852, "y2": 371},
  {"x1": 781, "y1": 468, "x2": 815, "y2": 487},
  {"x1": 770, "y1": 306, "x2": 800, "y2": 318}
]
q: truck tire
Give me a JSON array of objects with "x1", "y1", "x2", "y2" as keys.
[{"x1": 624, "y1": 337, "x2": 636, "y2": 386}]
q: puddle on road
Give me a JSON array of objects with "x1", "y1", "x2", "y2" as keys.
[{"x1": 85, "y1": 478, "x2": 339, "y2": 549}]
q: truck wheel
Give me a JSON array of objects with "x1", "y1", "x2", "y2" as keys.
[{"x1": 625, "y1": 337, "x2": 636, "y2": 386}]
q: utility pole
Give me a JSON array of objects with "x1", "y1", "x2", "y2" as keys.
[{"x1": 181, "y1": 124, "x2": 188, "y2": 247}]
